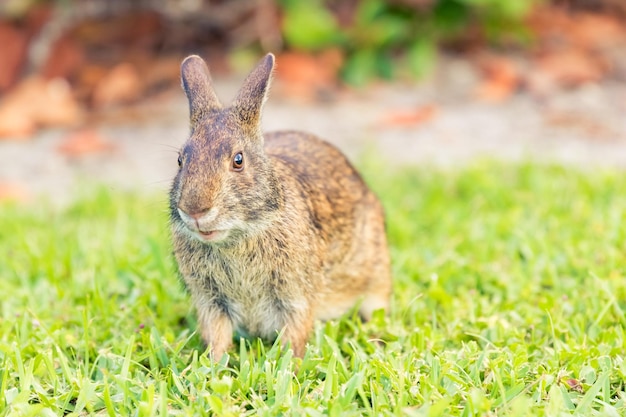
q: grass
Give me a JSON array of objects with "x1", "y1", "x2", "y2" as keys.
[{"x1": 1, "y1": 161, "x2": 626, "y2": 416}]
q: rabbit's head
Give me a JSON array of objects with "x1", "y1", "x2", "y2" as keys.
[{"x1": 170, "y1": 54, "x2": 280, "y2": 244}]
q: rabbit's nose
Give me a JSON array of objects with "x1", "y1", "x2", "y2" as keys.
[
  {"x1": 178, "y1": 204, "x2": 209, "y2": 219},
  {"x1": 178, "y1": 207, "x2": 219, "y2": 228},
  {"x1": 178, "y1": 207, "x2": 208, "y2": 222},
  {"x1": 188, "y1": 209, "x2": 210, "y2": 220}
]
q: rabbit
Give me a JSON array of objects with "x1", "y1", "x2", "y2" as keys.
[{"x1": 169, "y1": 53, "x2": 392, "y2": 359}]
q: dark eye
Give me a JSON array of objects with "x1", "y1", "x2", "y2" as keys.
[
  {"x1": 232, "y1": 152, "x2": 244, "y2": 171},
  {"x1": 177, "y1": 153, "x2": 182, "y2": 167}
]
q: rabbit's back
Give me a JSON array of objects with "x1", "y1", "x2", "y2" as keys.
[
  {"x1": 266, "y1": 131, "x2": 391, "y2": 320},
  {"x1": 266, "y1": 130, "x2": 373, "y2": 233}
]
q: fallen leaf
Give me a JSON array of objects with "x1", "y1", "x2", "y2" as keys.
[
  {"x1": 527, "y1": 6, "x2": 576, "y2": 44},
  {"x1": 41, "y1": 34, "x2": 85, "y2": 80},
  {"x1": 38, "y1": 78, "x2": 85, "y2": 126},
  {"x1": 24, "y1": 3, "x2": 53, "y2": 37},
  {"x1": 0, "y1": 182, "x2": 30, "y2": 203},
  {"x1": 140, "y1": 55, "x2": 181, "y2": 94},
  {"x1": 0, "y1": 76, "x2": 83, "y2": 138},
  {"x1": 475, "y1": 55, "x2": 521, "y2": 102},
  {"x1": 0, "y1": 106, "x2": 36, "y2": 138},
  {"x1": 73, "y1": 64, "x2": 109, "y2": 101},
  {"x1": 530, "y1": 7, "x2": 626, "y2": 52},
  {"x1": 524, "y1": 69, "x2": 557, "y2": 97},
  {"x1": 92, "y1": 62, "x2": 143, "y2": 108},
  {"x1": 377, "y1": 105, "x2": 438, "y2": 128},
  {"x1": 274, "y1": 50, "x2": 343, "y2": 100},
  {"x1": 534, "y1": 48, "x2": 607, "y2": 88},
  {"x1": 544, "y1": 111, "x2": 617, "y2": 140},
  {"x1": 70, "y1": 10, "x2": 164, "y2": 47},
  {"x1": 570, "y1": 13, "x2": 626, "y2": 51},
  {"x1": 0, "y1": 21, "x2": 28, "y2": 91},
  {"x1": 563, "y1": 378, "x2": 584, "y2": 394},
  {"x1": 56, "y1": 129, "x2": 116, "y2": 157},
  {"x1": 525, "y1": 7, "x2": 623, "y2": 92}
]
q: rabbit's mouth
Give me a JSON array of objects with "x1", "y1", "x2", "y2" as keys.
[
  {"x1": 197, "y1": 229, "x2": 227, "y2": 242},
  {"x1": 176, "y1": 207, "x2": 229, "y2": 242}
]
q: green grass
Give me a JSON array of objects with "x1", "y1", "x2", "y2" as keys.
[{"x1": 2, "y1": 162, "x2": 626, "y2": 416}]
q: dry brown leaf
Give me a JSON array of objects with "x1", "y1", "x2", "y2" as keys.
[
  {"x1": 141, "y1": 56, "x2": 181, "y2": 93},
  {"x1": 70, "y1": 11, "x2": 164, "y2": 47},
  {"x1": 0, "y1": 105, "x2": 36, "y2": 138},
  {"x1": 476, "y1": 81, "x2": 515, "y2": 102},
  {"x1": 0, "y1": 22, "x2": 28, "y2": 91},
  {"x1": 526, "y1": 7, "x2": 624, "y2": 92},
  {"x1": 37, "y1": 78, "x2": 84, "y2": 126},
  {"x1": 73, "y1": 64, "x2": 109, "y2": 101},
  {"x1": 563, "y1": 378, "x2": 584, "y2": 394},
  {"x1": 570, "y1": 13, "x2": 626, "y2": 50},
  {"x1": 530, "y1": 8, "x2": 626, "y2": 50},
  {"x1": 528, "y1": 6, "x2": 575, "y2": 42},
  {"x1": 535, "y1": 48, "x2": 606, "y2": 88},
  {"x1": 475, "y1": 56, "x2": 521, "y2": 102},
  {"x1": 0, "y1": 76, "x2": 83, "y2": 138},
  {"x1": 274, "y1": 50, "x2": 343, "y2": 100},
  {"x1": 23, "y1": 3, "x2": 53, "y2": 37},
  {"x1": 41, "y1": 34, "x2": 85, "y2": 80},
  {"x1": 377, "y1": 105, "x2": 438, "y2": 128},
  {"x1": 92, "y1": 62, "x2": 143, "y2": 108},
  {"x1": 0, "y1": 182, "x2": 30, "y2": 203},
  {"x1": 56, "y1": 129, "x2": 116, "y2": 157},
  {"x1": 544, "y1": 111, "x2": 617, "y2": 140}
]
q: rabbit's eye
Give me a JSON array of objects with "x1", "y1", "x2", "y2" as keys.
[
  {"x1": 177, "y1": 154, "x2": 183, "y2": 167},
  {"x1": 232, "y1": 152, "x2": 244, "y2": 171}
]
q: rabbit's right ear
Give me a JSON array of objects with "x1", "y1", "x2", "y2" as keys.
[{"x1": 181, "y1": 55, "x2": 222, "y2": 125}]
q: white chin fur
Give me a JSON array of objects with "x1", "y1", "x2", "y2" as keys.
[{"x1": 173, "y1": 213, "x2": 262, "y2": 244}]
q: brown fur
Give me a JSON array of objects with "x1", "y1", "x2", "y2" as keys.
[{"x1": 170, "y1": 53, "x2": 392, "y2": 359}]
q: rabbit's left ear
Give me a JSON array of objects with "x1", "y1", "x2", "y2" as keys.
[{"x1": 232, "y1": 53, "x2": 275, "y2": 129}]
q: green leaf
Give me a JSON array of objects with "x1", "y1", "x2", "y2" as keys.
[
  {"x1": 342, "y1": 49, "x2": 378, "y2": 86},
  {"x1": 577, "y1": 373, "x2": 610, "y2": 414},
  {"x1": 407, "y1": 39, "x2": 436, "y2": 78},
  {"x1": 282, "y1": 2, "x2": 341, "y2": 50}
]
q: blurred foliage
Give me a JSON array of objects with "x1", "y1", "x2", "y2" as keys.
[
  {"x1": 0, "y1": 0, "x2": 540, "y2": 87},
  {"x1": 279, "y1": 0, "x2": 539, "y2": 84}
]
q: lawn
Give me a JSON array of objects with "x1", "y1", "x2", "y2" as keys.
[{"x1": 1, "y1": 162, "x2": 626, "y2": 416}]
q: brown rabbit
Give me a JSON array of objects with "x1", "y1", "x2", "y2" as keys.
[{"x1": 169, "y1": 53, "x2": 391, "y2": 359}]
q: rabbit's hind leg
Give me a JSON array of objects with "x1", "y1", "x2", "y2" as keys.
[{"x1": 358, "y1": 285, "x2": 391, "y2": 322}]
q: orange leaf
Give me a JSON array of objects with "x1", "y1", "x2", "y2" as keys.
[
  {"x1": 0, "y1": 76, "x2": 83, "y2": 138},
  {"x1": 274, "y1": 50, "x2": 342, "y2": 100},
  {"x1": 563, "y1": 378, "x2": 583, "y2": 394},
  {"x1": 0, "y1": 22, "x2": 28, "y2": 91},
  {"x1": 92, "y1": 62, "x2": 143, "y2": 108},
  {"x1": 535, "y1": 48, "x2": 606, "y2": 88},
  {"x1": 57, "y1": 129, "x2": 115, "y2": 157},
  {"x1": 0, "y1": 182, "x2": 30, "y2": 203},
  {"x1": 377, "y1": 105, "x2": 438, "y2": 128},
  {"x1": 475, "y1": 55, "x2": 520, "y2": 102}
]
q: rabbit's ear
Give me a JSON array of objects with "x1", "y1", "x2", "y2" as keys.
[
  {"x1": 181, "y1": 55, "x2": 222, "y2": 125},
  {"x1": 232, "y1": 53, "x2": 275, "y2": 129}
]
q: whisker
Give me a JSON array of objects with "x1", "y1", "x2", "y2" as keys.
[{"x1": 153, "y1": 143, "x2": 183, "y2": 151}]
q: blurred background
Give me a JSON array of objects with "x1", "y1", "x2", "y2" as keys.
[{"x1": 1, "y1": 0, "x2": 626, "y2": 204}]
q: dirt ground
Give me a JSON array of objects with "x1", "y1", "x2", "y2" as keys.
[{"x1": 2, "y1": 55, "x2": 626, "y2": 205}]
